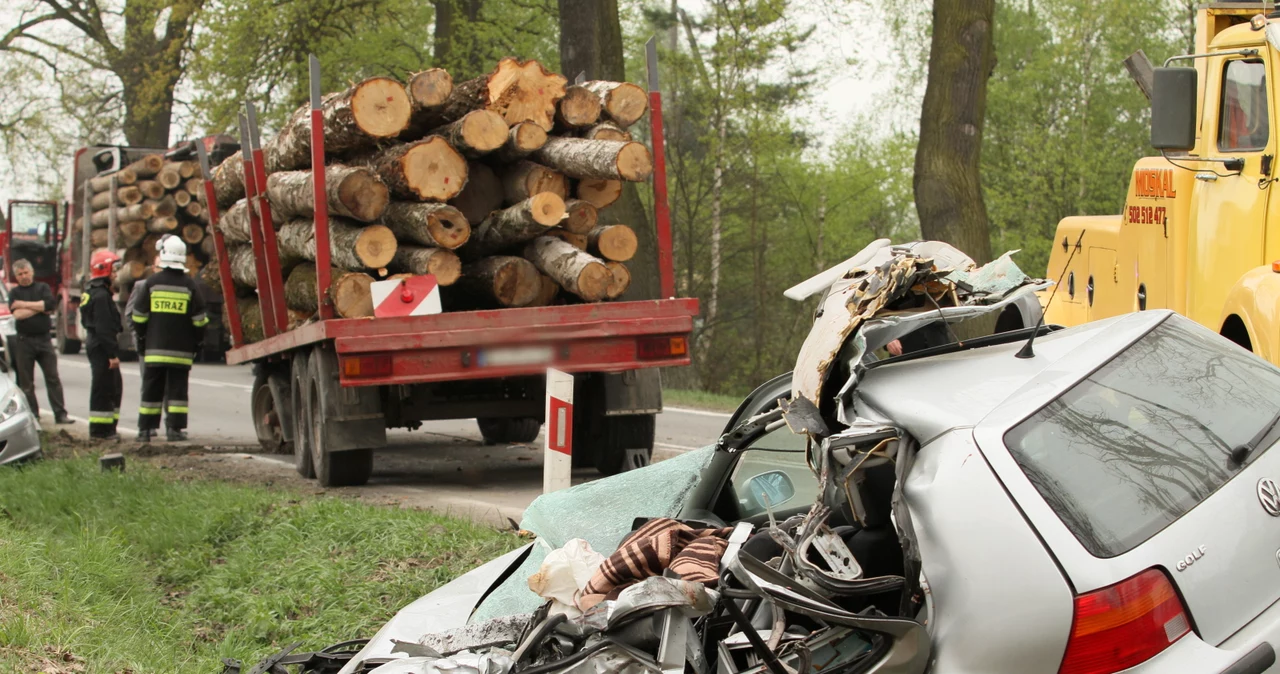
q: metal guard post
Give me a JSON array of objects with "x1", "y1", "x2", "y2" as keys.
[
  {"x1": 310, "y1": 55, "x2": 334, "y2": 320},
  {"x1": 197, "y1": 142, "x2": 244, "y2": 348},
  {"x1": 645, "y1": 37, "x2": 676, "y2": 300},
  {"x1": 239, "y1": 113, "x2": 278, "y2": 339},
  {"x1": 247, "y1": 102, "x2": 288, "y2": 335}
]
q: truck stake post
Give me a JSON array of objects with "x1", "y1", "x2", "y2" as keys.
[
  {"x1": 239, "y1": 113, "x2": 279, "y2": 339},
  {"x1": 197, "y1": 141, "x2": 244, "y2": 347},
  {"x1": 309, "y1": 54, "x2": 335, "y2": 319},
  {"x1": 247, "y1": 101, "x2": 288, "y2": 335},
  {"x1": 646, "y1": 36, "x2": 675, "y2": 300}
]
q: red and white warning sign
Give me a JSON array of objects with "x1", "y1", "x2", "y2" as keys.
[
  {"x1": 544, "y1": 368, "x2": 574, "y2": 494},
  {"x1": 371, "y1": 275, "x2": 441, "y2": 318}
]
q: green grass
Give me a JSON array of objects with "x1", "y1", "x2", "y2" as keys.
[
  {"x1": 0, "y1": 454, "x2": 520, "y2": 673},
  {"x1": 664, "y1": 388, "x2": 745, "y2": 413}
]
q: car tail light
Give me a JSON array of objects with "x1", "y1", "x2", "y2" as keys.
[
  {"x1": 1059, "y1": 568, "x2": 1192, "y2": 674},
  {"x1": 342, "y1": 355, "x2": 392, "y2": 378},
  {"x1": 637, "y1": 335, "x2": 688, "y2": 360}
]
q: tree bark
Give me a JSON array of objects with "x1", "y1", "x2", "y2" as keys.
[
  {"x1": 88, "y1": 169, "x2": 137, "y2": 192},
  {"x1": 604, "y1": 261, "x2": 630, "y2": 299},
  {"x1": 285, "y1": 262, "x2": 375, "y2": 317},
  {"x1": 266, "y1": 165, "x2": 390, "y2": 222},
  {"x1": 499, "y1": 161, "x2": 568, "y2": 204},
  {"x1": 555, "y1": 85, "x2": 603, "y2": 129},
  {"x1": 467, "y1": 194, "x2": 566, "y2": 255},
  {"x1": 561, "y1": 199, "x2": 598, "y2": 234},
  {"x1": 361, "y1": 137, "x2": 469, "y2": 202},
  {"x1": 491, "y1": 122, "x2": 549, "y2": 163},
  {"x1": 232, "y1": 296, "x2": 264, "y2": 344},
  {"x1": 449, "y1": 255, "x2": 540, "y2": 307},
  {"x1": 449, "y1": 162, "x2": 504, "y2": 224},
  {"x1": 583, "y1": 81, "x2": 647, "y2": 127},
  {"x1": 91, "y1": 202, "x2": 155, "y2": 227},
  {"x1": 431, "y1": 110, "x2": 509, "y2": 156},
  {"x1": 545, "y1": 228, "x2": 587, "y2": 250},
  {"x1": 531, "y1": 137, "x2": 652, "y2": 181},
  {"x1": 527, "y1": 274, "x2": 561, "y2": 307},
  {"x1": 524, "y1": 236, "x2": 611, "y2": 301},
  {"x1": 277, "y1": 218, "x2": 398, "y2": 271},
  {"x1": 389, "y1": 245, "x2": 462, "y2": 285},
  {"x1": 125, "y1": 154, "x2": 164, "y2": 178},
  {"x1": 439, "y1": 58, "x2": 568, "y2": 131},
  {"x1": 574, "y1": 179, "x2": 621, "y2": 209},
  {"x1": 227, "y1": 244, "x2": 259, "y2": 289},
  {"x1": 265, "y1": 78, "x2": 414, "y2": 172},
  {"x1": 118, "y1": 221, "x2": 148, "y2": 248},
  {"x1": 137, "y1": 180, "x2": 165, "y2": 200},
  {"x1": 145, "y1": 196, "x2": 178, "y2": 218},
  {"x1": 581, "y1": 122, "x2": 631, "y2": 141},
  {"x1": 587, "y1": 224, "x2": 637, "y2": 261},
  {"x1": 218, "y1": 199, "x2": 252, "y2": 244},
  {"x1": 913, "y1": 0, "x2": 996, "y2": 265},
  {"x1": 382, "y1": 202, "x2": 471, "y2": 249},
  {"x1": 212, "y1": 151, "x2": 245, "y2": 208},
  {"x1": 432, "y1": 0, "x2": 487, "y2": 78}
]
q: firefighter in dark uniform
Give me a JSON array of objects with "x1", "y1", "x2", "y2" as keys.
[
  {"x1": 81, "y1": 250, "x2": 123, "y2": 439},
  {"x1": 130, "y1": 236, "x2": 208, "y2": 441}
]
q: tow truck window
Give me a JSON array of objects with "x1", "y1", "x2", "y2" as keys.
[{"x1": 1218, "y1": 59, "x2": 1269, "y2": 152}]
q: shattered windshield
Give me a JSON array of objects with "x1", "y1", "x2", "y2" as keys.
[{"x1": 1005, "y1": 317, "x2": 1280, "y2": 557}]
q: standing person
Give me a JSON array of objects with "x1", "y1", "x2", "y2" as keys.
[
  {"x1": 8, "y1": 259, "x2": 70, "y2": 424},
  {"x1": 81, "y1": 250, "x2": 123, "y2": 439},
  {"x1": 130, "y1": 237, "x2": 208, "y2": 442}
]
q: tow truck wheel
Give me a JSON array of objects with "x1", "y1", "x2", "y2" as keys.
[
  {"x1": 476, "y1": 417, "x2": 542, "y2": 445},
  {"x1": 307, "y1": 351, "x2": 373, "y2": 487},
  {"x1": 291, "y1": 350, "x2": 315, "y2": 478},
  {"x1": 591, "y1": 414, "x2": 655, "y2": 476},
  {"x1": 251, "y1": 371, "x2": 289, "y2": 453}
]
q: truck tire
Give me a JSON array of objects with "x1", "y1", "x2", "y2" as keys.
[
  {"x1": 476, "y1": 417, "x2": 542, "y2": 445},
  {"x1": 591, "y1": 414, "x2": 655, "y2": 476},
  {"x1": 291, "y1": 350, "x2": 315, "y2": 478},
  {"x1": 251, "y1": 371, "x2": 290, "y2": 454},
  {"x1": 55, "y1": 307, "x2": 80, "y2": 355},
  {"x1": 306, "y1": 350, "x2": 373, "y2": 487}
]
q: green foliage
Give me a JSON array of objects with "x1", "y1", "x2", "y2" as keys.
[{"x1": 0, "y1": 455, "x2": 519, "y2": 672}]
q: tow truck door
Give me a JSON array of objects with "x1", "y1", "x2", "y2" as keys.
[{"x1": 1187, "y1": 54, "x2": 1272, "y2": 331}]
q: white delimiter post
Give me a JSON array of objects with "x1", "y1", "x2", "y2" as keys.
[{"x1": 543, "y1": 368, "x2": 574, "y2": 494}]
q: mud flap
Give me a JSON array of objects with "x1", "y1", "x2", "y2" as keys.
[
  {"x1": 603, "y1": 368, "x2": 662, "y2": 415},
  {"x1": 313, "y1": 345, "x2": 386, "y2": 451}
]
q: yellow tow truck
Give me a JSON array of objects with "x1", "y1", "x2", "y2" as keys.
[{"x1": 1045, "y1": 3, "x2": 1280, "y2": 360}]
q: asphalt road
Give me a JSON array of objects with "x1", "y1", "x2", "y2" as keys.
[{"x1": 36, "y1": 352, "x2": 734, "y2": 524}]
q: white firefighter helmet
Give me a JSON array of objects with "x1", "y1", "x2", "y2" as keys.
[{"x1": 157, "y1": 234, "x2": 188, "y2": 271}]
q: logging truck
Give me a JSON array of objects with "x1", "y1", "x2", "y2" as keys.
[{"x1": 208, "y1": 54, "x2": 695, "y2": 487}]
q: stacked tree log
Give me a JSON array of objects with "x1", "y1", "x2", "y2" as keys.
[
  {"x1": 210, "y1": 58, "x2": 652, "y2": 343},
  {"x1": 81, "y1": 153, "x2": 216, "y2": 300}
]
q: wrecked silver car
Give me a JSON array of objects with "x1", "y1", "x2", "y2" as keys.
[{"x1": 226, "y1": 242, "x2": 1280, "y2": 674}]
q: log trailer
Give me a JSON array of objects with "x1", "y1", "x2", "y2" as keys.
[{"x1": 212, "y1": 51, "x2": 696, "y2": 487}]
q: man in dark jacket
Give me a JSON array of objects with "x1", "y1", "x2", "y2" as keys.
[
  {"x1": 81, "y1": 250, "x2": 123, "y2": 439},
  {"x1": 8, "y1": 258, "x2": 70, "y2": 423},
  {"x1": 130, "y1": 236, "x2": 208, "y2": 442}
]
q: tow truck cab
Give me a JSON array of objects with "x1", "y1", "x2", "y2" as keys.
[{"x1": 1043, "y1": 3, "x2": 1280, "y2": 362}]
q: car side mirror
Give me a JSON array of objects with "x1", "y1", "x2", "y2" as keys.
[
  {"x1": 1151, "y1": 67, "x2": 1197, "y2": 151},
  {"x1": 745, "y1": 470, "x2": 796, "y2": 511}
]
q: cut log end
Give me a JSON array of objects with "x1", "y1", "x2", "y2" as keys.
[
  {"x1": 457, "y1": 110, "x2": 509, "y2": 153},
  {"x1": 546, "y1": 229, "x2": 587, "y2": 250},
  {"x1": 582, "y1": 123, "x2": 631, "y2": 142},
  {"x1": 487, "y1": 257, "x2": 542, "y2": 307},
  {"x1": 408, "y1": 69, "x2": 454, "y2": 110},
  {"x1": 333, "y1": 273, "x2": 375, "y2": 318},
  {"x1": 616, "y1": 142, "x2": 653, "y2": 181},
  {"x1": 423, "y1": 250, "x2": 461, "y2": 285},
  {"x1": 486, "y1": 58, "x2": 569, "y2": 131},
  {"x1": 591, "y1": 81, "x2": 647, "y2": 127},
  {"x1": 576, "y1": 179, "x2": 622, "y2": 209},
  {"x1": 396, "y1": 137, "x2": 469, "y2": 201},
  {"x1": 589, "y1": 224, "x2": 638, "y2": 262},
  {"x1": 529, "y1": 192, "x2": 567, "y2": 226},
  {"x1": 354, "y1": 225, "x2": 398, "y2": 269},
  {"x1": 605, "y1": 261, "x2": 630, "y2": 299},
  {"x1": 429, "y1": 206, "x2": 471, "y2": 249},
  {"x1": 352, "y1": 77, "x2": 414, "y2": 137},
  {"x1": 561, "y1": 199, "x2": 599, "y2": 234},
  {"x1": 556, "y1": 85, "x2": 602, "y2": 128},
  {"x1": 510, "y1": 123, "x2": 547, "y2": 153},
  {"x1": 336, "y1": 168, "x2": 392, "y2": 221}
]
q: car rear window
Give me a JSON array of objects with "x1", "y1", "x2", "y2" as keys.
[{"x1": 1004, "y1": 318, "x2": 1280, "y2": 557}]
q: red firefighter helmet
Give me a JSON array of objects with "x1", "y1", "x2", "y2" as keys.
[{"x1": 90, "y1": 249, "x2": 121, "y2": 280}]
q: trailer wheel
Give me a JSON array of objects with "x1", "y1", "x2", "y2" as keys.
[
  {"x1": 291, "y1": 350, "x2": 314, "y2": 478},
  {"x1": 591, "y1": 414, "x2": 655, "y2": 476},
  {"x1": 307, "y1": 351, "x2": 373, "y2": 487},
  {"x1": 251, "y1": 371, "x2": 289, "y2": 453},
  {"x1": 476, "y1": 417, "x2": 542, "y2": 445}
]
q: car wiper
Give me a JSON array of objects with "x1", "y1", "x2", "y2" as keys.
[{"x1": 1231, "y1": 407, "x2": 1280, "y2": 468}]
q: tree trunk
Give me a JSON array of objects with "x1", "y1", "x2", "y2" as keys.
[
  {"x1": 361, "y1": 137, "x2": 469, "y2": 202},
  {"x1": 137, "y1": 180, "x2": 165, "y2": 200},
  {"x1": 382, "y1": 202, "x2": 471, "y2": 249},
  {"x1": 118, "y1": 221, "x2": 147, "y2": 248},
  {"x1": 389, "y1": 245, "x2": 462, "y2": 285},
  {"x1": 499, "y1": 161, "x2": 568, "y2": 203},
  {"x1": 587, "y1": 224, "x2": 637, "y2": 262},
  {"x1": 145, "y1": 196, "x2": 178, "y2": 218},
  {"x1": 431, "y1": 110, "x2": 509, "y2": 156},
  {"x1": 88, "y1": 169, "x2": 137, "y2": 192},
  {"x1": 467, "y1": 193, "x2": 566, "y2": 255},
  {"x1": 212, "y1": 151, "x2": 245, "y2": 208},
  {"x1": 227, "y1": 244, "x2": 259, "y2": 289},
  {"x1": 90, "y1": 187, "x2": 143, "y2": 210},
  {"x1": 277, "y1": 218, "x2": 398, "y2": 271},
  {"x1": 524, "y1": 236, "x2": 611, "y2": 301},
  {"x1": 182, "y1": 223, "x2": 205, "y2": 245},
  {"x1": 545, "y1": 228, "x2": 587, "y2": 249},
  {"x1": 219, "y1": 199, "x2": 252, "y2": 244},
  {"x1": 125, "y1": 154, "x2": 164, "y2": 178},
  {"x1": 449, "y1": 162, "x2": 504, "y2": 224},
  {"x1": 706, "y1": 112, "x2": 726, "y2": 347},
  {"x1": 531, "y1": 137, "x2": 652, "y2": 181},
  {"x1": 581, "y1": 122, "x2": 631, "y2": 141},
  {"x1": 492, "y1": 123, "x2": 549, "y2": 163},
  {"x1": 583, "y1": 81, "x2": 647, "y2": 127},
  {"x1": 528, "y1": 274, "x2": 560, "y2": 307},
  {"x1": 555, "y1": 85, "x2": 603, "y2": 129},
  {"x1": 913, "y1": 0, "x2": 995, "y2": 265},
  {"x1": 146, "y1": 216, "x2": 179, "y2": 234},
  {"x1": 439, "y1": 58, "x2": 568, "y2": 131},
  {"x1": 604, "y1": 261, "x2": 630, "y2": 299},
  {"x1": 91, "y1": 202, "x2": 155, "y2": 227},
  {"x1": 265, "y1": 78, "x2": 414, "y2": 172},
  {"x1": 431, "y1": 0, "x2": 487, "y2": 78},
  {"x1": 285, "y1": 262, "x2": 375, "y2": 317},
  {"x1": 266, "y1": 165, "x2": 390, "y2": 222},
  {"x1": 232, "y1": 296, "x2": 264, "y2": 343},
  {"x1": 575, "y1": 179, "x2": 621, "y2": 209},
  {"x1": 561, "y1": 199, "x2": 598, "y2": 234},
  {"x1": 449, "y1": 256, "x2": 540, "y2": 307}
]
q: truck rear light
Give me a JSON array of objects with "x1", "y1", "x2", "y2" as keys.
[
  {"x1": 637, "y1": 335, "x2": 687, "y2": 360},
  {"x1": 342, "y1": 355, "x2": 392, "y2": 378},
  {"x1": 1058, "y1": 568, "x2": 1191, "y2": 674}
]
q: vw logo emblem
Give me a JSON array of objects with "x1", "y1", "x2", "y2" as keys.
[{"x1": 1259, "y1": 478, "x2": 1280, "y2": 517}]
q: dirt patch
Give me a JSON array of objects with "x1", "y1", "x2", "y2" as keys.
[{"x1": 0, "y1": 645, "x2": 88, "y2": 674}]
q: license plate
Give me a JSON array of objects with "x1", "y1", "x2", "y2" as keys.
[{"x1": 477, "y1": 346, "x2": 554, "y2": 368}]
